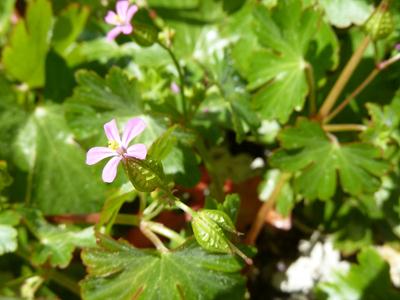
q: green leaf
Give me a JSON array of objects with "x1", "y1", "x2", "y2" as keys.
[
  {"x1": 13, "y1": 104, "x2": 106, "y2": 214},
  {"x1": 0, "y1": 75, "x2": 27, "y2": 160},
  {"x1": 98, "y1": 183, "x2": 136, "y2": 231},
  {"x1": 65, "y1": 67, "x2": 165, "y2": 146},
  {"x1": 212, "y1": 54, "x2": 260, "y2": 142},
  {"x1": 317, "y1": 248, "x2": 400, "y2": 299},
  {"x1": 148, "y1": 0, "x2": 199, "y2": 9},
  {"x1": 270, "y1": 119, "x2": 388, "y2": 200},
  {"x1": 319, "y1": 0, "x2": 374, "y2": 28},
  {"x1": 81, "y1": 235, "x2": 245, "y2": 300},
  {"x1": 123, "y1": 157, "x2": 168, "y2": 193},
  {"x1": 147, "y1": 126, "x2": 178, "y2": 161},
  {"x1": 0, "y1": 0, "x2": 15, "y2": 40},
  {"x1": 0, "y1": 161, "x2": 13, "y2": 192},
  {"x1": 162, "y1": 144, "x2": 201, "y2": 188},
  {"x1": 204, "y1": 194, "x2": 241, "y2": 225},
  {"x1": 361, "y1": 96, "x2": 400, "y2": 152},
  {"x1": 220, "y1": 194, "x2": 240, "y2": 224},
  {"x1": 0, "y1": 225, "x2": 17, "y2": 256},
  {"x1": 21, "y1": 208, "x2": 96, "y2": 268},
  {"x1": 0, "y1": 210, "x2": 20, "y2": 255},
  {"x1": 244, "y1": 1, "x2": 337, "y2": 122},
  {"x1": 52, "y1": 4, "x2": 89, "y2": 55},
  {"x1": 2, "y1": 0, "x2": 52, "y2": 88}
]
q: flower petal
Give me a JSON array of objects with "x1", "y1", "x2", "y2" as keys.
[
  {"x1": 104, "y1": 11, "x2": 119, "y2": 25},
  {"x1": 116, "y1": 0, "x2": 129, "y2": 18},
  {"x1": 120, "y1": 24, "x2": 133, "y2": 34},
  {"x1": 121, "y1": 118, "x2": 146, "y2": 147},
  {"x1": 104, "y1": 119, "x2": 121, "y2": 143},
  {"x1": 102, "y1": 156, "x2": 122, "y2": 183},
  {"x1": 126, "y1": 5, "x2": 138, "y2": 22},
  {"x1": 86, "y1": 147, "x2": 116, "y2": 165},
  {"x1": 126, "y1": 144, "x2": 147, "y2": 160},
  {"x1": 106, "y1": 27, "x2": 123, "y2": 41}
]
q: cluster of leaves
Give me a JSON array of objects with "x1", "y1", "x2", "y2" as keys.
[{"x1": 0, "y1": 0, "x2": 400, "y2": 299}]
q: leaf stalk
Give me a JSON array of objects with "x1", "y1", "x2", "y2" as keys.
[{"x1": 318, "y1": 36, "x2": 371, "y2": 120}]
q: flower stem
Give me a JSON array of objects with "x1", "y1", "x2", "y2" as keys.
[
  {"x1": 318, "y1": 36, "x2": 371, "y2": 120},
  {"x1": 45, "y1": 269, "x2": 80, "y2": 296},
  {"x1": 325, "y1": 54, "x2": 400, "y2": 123},
  {"x1": 140, "y1": 221, "x2": 169, "y2": 252},
  {"x1": 158, "y1": 41, "x2": 187, "y2": 120},
  {"x1": 305, "y1": 62, "x2": 316, "y2": 115},
  {"x1": 174, "y1": 198, "x2": 196, "y2": 216},
  {"x1": 143, "y1": 220, "x2": 186, "y2": 245},
  {"x1": 195, "y1": 137, "x2": 225, "y2": 201},
  {"x1": 114, "y1": 214, "x2": 140, "y2": 226},
  {"x1": 246, "y1": 173, "x2": 291, "y2": 245},
  {"x1": 323, "y1": 124, "x2": 367, "y2": 132}
]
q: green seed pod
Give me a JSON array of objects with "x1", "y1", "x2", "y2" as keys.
[
  {"x1": 192, "y1": 211, "x2": 231, "y2": 253},
  {"x1": 132, "y1": 22, "x2": 158, "y2": 47},
  {"x1": 365, "y1": 4, "x2": 394, "y2": 41},
  {"x1": 123, "y1": 157, "x2": 167, "y2": 192}
]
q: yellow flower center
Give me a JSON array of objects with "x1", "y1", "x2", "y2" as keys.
[{"x1": 108, "y1": 140, "x2": 120, "y2": 151}]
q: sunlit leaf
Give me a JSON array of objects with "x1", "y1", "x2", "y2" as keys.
[
  {"x1": 81, "y1": 235, "x2": 245, "y2": 300},
  {"x1": 0, "y1": 210, "x2": 20, "y2": 255},
  {"x1": 240, "y1": 1, "x2": 338, "y2": 122},
  {"x1": 13, "y1": 104, "x2": 106, "y2": 214},
  {"x1": 319, "y1": 0, "x2": 374, "y2": 28}
]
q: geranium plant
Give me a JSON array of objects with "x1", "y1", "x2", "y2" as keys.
[{"x1": 1, "y1": 0, "x2": 400, "y2": 299}]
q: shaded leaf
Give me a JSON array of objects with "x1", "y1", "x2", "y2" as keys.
[
  {"x1": 317, "y1": 248, "x2": 400, "y2": 299},
  {"x1": 21, "y1": 208, "x2": 96, "y2": 268},
  {"x1": 2, "y1": 0, "x2": 52, "y2": 87},
  {"x1": 52, "y1": 4, "x2": 89, "y2": 55},
  {"x1": 65, "y1": 67, "x2": 165, "y2": 146},
  {"x1": 0, "y1": 0, "x2": 15, "y2": 40},
  {"x1": 270, "y1": 119, "x2": 388, "y2": 200}
]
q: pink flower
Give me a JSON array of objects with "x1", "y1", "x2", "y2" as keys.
[
  {"x1": 170, "y1": 82, "x2": 180, "y2": 94},
  {"x1": 86, "y1": 118, "x2": 147, "y2": 183},
  {"x1": 104, "y1": 1, "x2": 138, "y2": 41}
]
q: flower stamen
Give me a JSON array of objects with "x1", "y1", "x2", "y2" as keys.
[{"x1": 108, "y1": 140, "x2": 120, "y2": 151}]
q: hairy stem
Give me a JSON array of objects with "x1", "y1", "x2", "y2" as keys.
[
  {"x1": 144, "y1": 220, "x2": 186, "y2": 245},
  {"x1": 195, "y1": 137, "x2": 225, "y2": 201},
  {"x1": 158, "y1": 42, "x2": 187, "y2": 119},
  {"x1": 45, "y1": 269, "x2": 80, "y2": 296},
  {"x1": 325, "y1": 54, "x2": 400, "y2": 123},
  {"x1": 305, "y1": 62, "x2": 316, "y2": 115},
  {"x1": 318, "y1": 36, "x2": 371, "y2": 120},
  {"x1": 115, "y1": 214, "x2": 140, "y2": 226},
  {"x1": 323, "y1": 124, "x2": 367, "y2": 132},
  {"x1": 140, "y1": 221, "x2": 169, "y2": 252},
  {"x1": 246, "y1": 173, "x2": 291, "y2": 245},
  {"x1": 174, "y1": 198, "x2": 196, "y2": 216}
]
